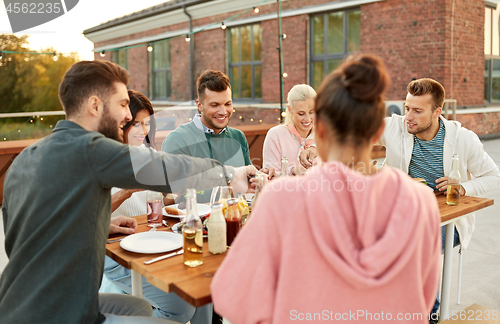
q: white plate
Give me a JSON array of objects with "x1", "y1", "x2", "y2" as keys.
[
  {"x1": 120, "y1": 232, "x2": 183, "y2": 254},
  {"x1": 163, "y1": 204, "x2": 211, "y2": 218}
]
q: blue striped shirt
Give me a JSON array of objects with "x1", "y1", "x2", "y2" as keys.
[{"x1": 408, "y1": 120, "x2": 445, "y2": 190}]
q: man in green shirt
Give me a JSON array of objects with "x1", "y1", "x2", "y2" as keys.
[{"x1": 162, "y1": 70, "x2": 252, "y2": 203}]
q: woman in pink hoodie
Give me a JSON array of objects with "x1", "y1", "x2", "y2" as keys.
[
  {"x1": 211, "y1": 54, "x2": 441, "y2": 324},
  {"x1": 262, "y1": 84, "x2": 317, "y2": 176}
]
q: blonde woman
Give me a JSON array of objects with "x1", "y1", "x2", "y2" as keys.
[{"x1": 262, "y1": 84, "x2": 317, "y2": 176}]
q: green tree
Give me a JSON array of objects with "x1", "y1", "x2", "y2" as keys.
[
  {"x1": 0, "y1": 34, "x2": 79, "y2": 113},
  {"x1": 0, "y1": 34, "x2": 32, "y2": 113}
]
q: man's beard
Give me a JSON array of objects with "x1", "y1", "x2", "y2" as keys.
[
  {"x1": 98, "y1": 105, "x2": 123, "y2": 143},
  {"x1": 407, "y1": 117, "x2": 433, "y2": 135}
]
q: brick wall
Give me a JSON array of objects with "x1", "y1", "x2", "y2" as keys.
[
  {"x1": 193, "y1": 28, "x2": 227, "y2": 82},
  {"x1": 443, "y1": 0, "x2": 484, "y2": 107},
  {"x1": 361, "y1": 0, "x2": 484, "y2": 106},
  {"x1": 262, "y1": 15, "x2": 309, "y2": 103},
  {"x1": 361, "y1": 0, "x2": 448, "y2": 100},
  {"x1": 128, "y1": 47, "x2": 149, "y2": 95},
  {"x1": 457, "y1": 112, "x2": 500, "y2": 136},
  {"x1": 171, "y1": 37, "x2": 192, "y2": 101}
]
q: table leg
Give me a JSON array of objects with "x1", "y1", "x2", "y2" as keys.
[
  {"x1": 440, "y1": 223, "x2": 455, "y2": 320},
  {"x1": 131, "y1": 270, "x2": 143, "y2": 297}
]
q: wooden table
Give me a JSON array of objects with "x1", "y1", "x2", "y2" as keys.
[
  {"x1": 105, "y1": 215, "x2": 226, "y2": 305},
  {"x1": 436, "y1": 194, "x2": 494, "y2": 321},
  {"x1": 106, "y1": 194, "x2": 493, "y2": 309}
]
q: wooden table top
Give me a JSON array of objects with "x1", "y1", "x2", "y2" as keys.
[
  {"x1": 106, "y1": 194, "x2": 494, "y2": 307},
  {"x1": 435, "y1": 193, "x2": 494, "y2": 223}
]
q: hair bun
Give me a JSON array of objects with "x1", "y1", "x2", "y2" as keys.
[{"x1": 339, "y1": 55, "x2": 390, "y2": 103}]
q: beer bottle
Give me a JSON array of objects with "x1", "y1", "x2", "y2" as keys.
[
  {"x1": 446, "y1": 154, "x2": 461, "y2": 206},
  {"x1": 281, "y1": 157, "x2": 289, "y2": 177},
  {"x1": 207, "y1": 203, "x2": 227, "y2": 254},
  {"x1": 183, "y1": 189, "x2": 203, "y2": 267},
  {"x1": 225, "y1": 198, "x2": 242, "y2": 246}
]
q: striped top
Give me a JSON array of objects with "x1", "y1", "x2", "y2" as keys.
[{"x1": 408, "y1": 120, "x2": 445, "y2": 190}]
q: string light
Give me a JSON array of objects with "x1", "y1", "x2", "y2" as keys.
[
  {"x1": 259, "y1": 119, "x2": 262, "y2": 123},
  {"x1": 239, "y1": 116, "x2": 242, "y2": 119},
  {"x1": 100, "y1": 50, "x2": 106, "y2": 57},
  {"x1": 221, "y1": 22, "x2": 226, "y2": 30},
  {"x1": 52, "y1": 53, "x2": 58, "y2": 61},
  {"x1": 250, "y1": 118, "x2": 254, "y2": 121},
  {"x1": 282, "y1": 33, "x2": 287, "y2": 39},
  {"x1": 283, "y1": 72, "x2": 288, "y2": 78},
  {"x1": 253, "y1": 6, "x2": 259, "y2": 13},
  {"x1": 147, "y1": 45, "x2": 153, "y2": 52},
  {"x1": 185, "y1": 34, "x2": 191, "y2": 42},
  {"x1": 281, "y1": 111, "x2": 286, "y2": 117}
]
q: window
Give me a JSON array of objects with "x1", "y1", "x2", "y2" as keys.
[
  {"x1": 228, "y1": 24, "x2": 262, "y2": 100},
  {"x1": 485, "y1": 6, "x2": 500, "y2": 104},
  {"x1": 113, "y1": 49, "x2": 128, "y2": 70},
  {"x1": 310, "y1": 9, "x2": 361, "y2": 90},
  {"x1": 150, "y1": 40, "x2": 171, "y2": 100}
]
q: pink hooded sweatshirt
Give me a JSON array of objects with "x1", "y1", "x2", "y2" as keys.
[{"x1": 211, "y1": 162, "x2": 441, "y2": 324}]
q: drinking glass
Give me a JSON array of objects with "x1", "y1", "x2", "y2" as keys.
[
  {"x1": 210, "y1": 186, "x2": 234, "y2": 216},
  {"x1": 237, "y1": 192, "x2": 250, "y2": 225},
  {"x1": 146, "y1": 190, "x2": 163, "y2": 227}
]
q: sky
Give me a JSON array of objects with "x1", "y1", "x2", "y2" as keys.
[{"x1": 0, "y1": 0, "x2": 171, "y2": 60}]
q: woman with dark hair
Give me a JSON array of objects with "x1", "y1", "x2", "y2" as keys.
[
  {"x1": 211, "y1": 54, "x2": 441, "y2": 324},
  {"x1": 110, "y1": 90, "x2": 157, "y2": 215},
  {"x1": 122, "y1": 90, "x2": 156, "y2": 148}
]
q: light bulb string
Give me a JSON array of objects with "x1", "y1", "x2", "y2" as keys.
[
  {"x1": 94, "y1": 0, "x2": 270, "y2": 53},
  {"x1": 1, "y1": 50, "x2": 67, "y2": 55},
  {"x1": 0, "y1": 115, "x2": 57, "y2": 140}
]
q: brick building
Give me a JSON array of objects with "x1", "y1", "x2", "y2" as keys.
[{"x1": 84, "y1": 0, "x2": 500, "y2": 137}]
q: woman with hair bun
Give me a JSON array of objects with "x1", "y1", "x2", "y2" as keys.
[
  {"x1": 262, "y1": 84, "x2": 318, "y2": 176},
  {"x1": 211, "y1": 54, "x2": 441, "y2": 324}
]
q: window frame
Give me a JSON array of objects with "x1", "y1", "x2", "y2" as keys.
[
  {"x1": 227, "y1": 23, "x2": 262, "y2": 102},
  {"x1": 485, "y1": 6, "x2": 500, "y2": 105},
  {"x1": 309, "y1": 8, "x2": 361, "y2": 90},
  {"x1": 150, "y1": 39, "x2": 172, "y2": 101},
  {"x1": 112, "y1": 48, "x2": 128, "y2": 71}
]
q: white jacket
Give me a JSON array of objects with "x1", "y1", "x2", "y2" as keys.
[{"x1": 379, "y1": 115, "x2": 500, "y2": 249}]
